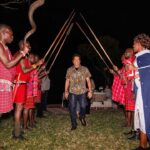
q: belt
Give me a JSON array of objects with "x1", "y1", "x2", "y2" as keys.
[{"x1": 13, "y1": 81, "x2": 27, "y2": 84}]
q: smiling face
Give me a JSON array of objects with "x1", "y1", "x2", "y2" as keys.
[{"x1": 72, "y1": 56, "x2": 81, "y2": 68}]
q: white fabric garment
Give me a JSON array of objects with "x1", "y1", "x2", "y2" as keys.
[{"x1": 133, "y1": 51, "x2": 149, "y2": 133}]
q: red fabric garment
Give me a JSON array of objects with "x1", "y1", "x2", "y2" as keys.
[
  {"x1": 13, "y1": 58, "x2": 30, "y2": 104},
  {"x1": 124, "y1": 81, "x2": 135, "y2": 111},
  {"x1": 0, "y1": 43, "x2": 16, "y2": 113},
  {"x1": 0, "y1": 43, "x2": 16, "y2": 82},
  {"x1": 35, "y1": 91, "x2": 41, "y2": 103},
  {"x1": 35, "y1": 79, "x2": 42, "y2": 103},
  {"x1": 123, "y1": 56, "x2": 135, "y2": 111},
  {"x1": 32, "y1": 69, "x2": 38, "y2": 96},
  {"x1": 112, "y1": 56, "x2": 135, "y2": 110},
  {"x1": 122, "y1": 56, "x2": 135, "y2": 65},
  {"x1": 125, "y1": 70, "x2": 135, "y2": 81},
  {"x1": 24, "y1": 69, "x2": 38, "y2": 108},
  {"x1": 14, "y1": 58, "x2": 30, "y2": 82},
  {"x1": 24, "y1": 96, "x2": 35, "y2": 109},
  {"x1": 13, "y1": 84, "x2": 27, "y2": 104},
  {"x1": 112, "y1": 68, "x2": 125, "y2": 105},
  {"x1": 26, "y1": 69, "x2": 38, "y2": 97},
  {"x1": 0, "y1": 91, "x2": 13, "y2": 113}
]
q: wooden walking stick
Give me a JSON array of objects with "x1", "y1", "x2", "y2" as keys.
[
  {"x1": 76, "y1": 22, "x2": 110, "y2": 70},
  {"x1": 80, "y1": 13, "x2": 114, "y2": 66},
  {"x1": 43, "y1": 10, "x2": 75, "y2": 61},
  {"x1": 44, "y1": 12, "x2": 75, "y2": 67},
  {"x1": 47, "y1": 23, "x2": 74, "y2": 73}
]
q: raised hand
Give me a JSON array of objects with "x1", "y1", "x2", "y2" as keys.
[
  {"x1": 113, "y1": 65, "x2": 119, "y2": 72},
  {"x1": 37, "y1": 59, "x2": 44, "y2": 66},
  {"x1": 23, "y1": 42, "x2": 31, "y2": 55}
]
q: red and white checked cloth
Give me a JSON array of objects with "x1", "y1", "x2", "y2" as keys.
[
  {"x1": 0, "y1": 81, "x2": 13, "y2": 113},
  {"x1": 112, "y1": 74, "x2": 125, "y2": 105}
]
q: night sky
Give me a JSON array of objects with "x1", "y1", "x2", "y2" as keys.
[{"x1": 0, "y1": 0, "x2": 150, "y2": 104}]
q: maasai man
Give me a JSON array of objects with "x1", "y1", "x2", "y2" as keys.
[
  {"x1": 23, "y1": 53, "x2": 38, "y2": 129},
  {"x1": 122, "y1": 48, "x2": 136, "y2": 139},
  {"x1": 111, "y1": 54, "x2": 125, "y2": 106},
  {"x1": 35, "y1": 54, "x2": 47, "y2": 118},
  {"x1": 0, "y1": 24, "x2": 29, "y2": 117},
  {"x1": 13, "y1": 41, "x2": 43, "y2": 140}
]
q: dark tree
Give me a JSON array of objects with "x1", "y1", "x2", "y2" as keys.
[{"x1": 77, "y1": 35, "x2": 122, "y2": 88}]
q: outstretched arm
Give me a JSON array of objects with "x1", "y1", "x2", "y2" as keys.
[{"x1": 20, "y1": 58, "x2": 43, "y2": 74}]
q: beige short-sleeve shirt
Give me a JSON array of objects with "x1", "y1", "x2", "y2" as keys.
[{"x1": 66, "y1": 66, "x2": 91, "y2": 94}]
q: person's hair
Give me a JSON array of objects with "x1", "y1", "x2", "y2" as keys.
[
  {"x1": 72, "y1": 54, "x2": 81, "y2": 60},
  {"x1": 0, "y1": 24, "x2": 12, "y2": 32},
  {"x1": 34, "y1": 54, "x2": 41, "y2": 62},
  {"x1": 29, "y1": 52, "x2": 35, "y2": 56},
  {"x1": 134, "y1": 33, "x2": 150, "y2": 49},
  {"x1": 34, "y1": 53, "x2": 40, "y2": 59}
]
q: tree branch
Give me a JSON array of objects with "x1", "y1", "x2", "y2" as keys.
[{"x1": 0, "y1": 0, "x2": 30, "y2": 9}]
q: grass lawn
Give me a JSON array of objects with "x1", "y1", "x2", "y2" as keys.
[{"x1": 0, "y1": 108, "x2": 138, "y2": 150}]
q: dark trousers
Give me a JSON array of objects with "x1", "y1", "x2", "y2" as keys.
[
  {"x1": 36, "y1": 91, "x2": 49, "y2": 117},
  {"x1": 86, "y1": 99, "x2": 91, "y2": 114},
  {"x1": 42, "y1": 90, "x2": 49, "y2": 111},
  {"x1": 36, "y1": 103, "x2": 43, "y2": 117},
  {"x1": 68, "y1": 93, "x2": 87, "y2": 127}
]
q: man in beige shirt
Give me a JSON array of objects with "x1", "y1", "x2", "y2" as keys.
[{"x1": 65, "y1": 54, "x2": 92, "y2": 130}]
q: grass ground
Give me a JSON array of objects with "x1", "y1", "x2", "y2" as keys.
[{"x1": 0, "y1": 108, "x2": 138, "y2": 150}]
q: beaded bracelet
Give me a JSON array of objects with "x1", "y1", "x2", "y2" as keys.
[{"x1": 32, "y1": 64, "x2": 37, "y2": 69}]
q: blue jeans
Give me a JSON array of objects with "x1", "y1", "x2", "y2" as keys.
[{"x1": 68, "y1": 93, "x2": 87, "y2": 127}]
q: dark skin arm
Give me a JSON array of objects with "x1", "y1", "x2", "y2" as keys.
[
  {"x1": 20, "y1": 58, "x2": 44, "y2": 74},
  {"x1": 20, "y1": 58, "x2": 35, "y2": 73},
  {"x1": 38, "y1": 70, "x2": 48, "y2": 79},
  {"x1": 0, "y1": 44, "x2": 23, "y2": 69},
  {"x1": 38, "y1": 73, "x2": 46, "y2": 79},
  {"x1": 37, "y1": 64, "x2": 46, "y2": 74},
  {"x1": 112, "y1": 65, "x2": 123, "y2": 78}
]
